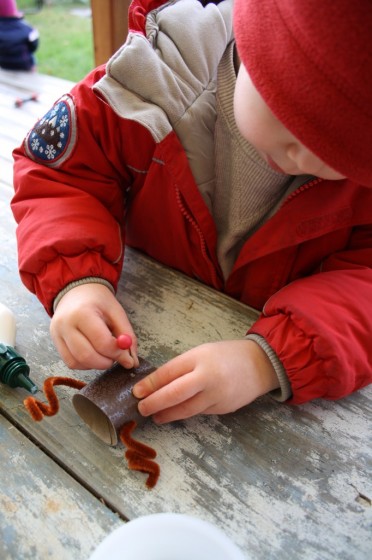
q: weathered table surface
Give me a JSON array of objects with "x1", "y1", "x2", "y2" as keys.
[{"x1": 1, "y1": 68, "x2": 371, "y2": 560}]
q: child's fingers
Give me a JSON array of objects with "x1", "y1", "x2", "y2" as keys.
[
  {"x1": 116, "y1": 333, "x2": 139, "y2": 368},
  {"x1": 59, "y1": 330, "x2": 117, "y2": 370},
  {"x1": 136, "y1": 368, "x2": 203, "y2": 417},
  {"x1": 132, "y1": 353, "x2": 195, "y2": 399},
  {"x1": 151, "y1": 391, "x2": 214, "y2": 424}
]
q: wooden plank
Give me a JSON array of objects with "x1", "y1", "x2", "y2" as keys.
[
  {"x1": 0, "y1": 68, "x2": 74, "y2": 97},
  {"x1": 0, "y1": 69, "x2": 75, "y2": 190},
  {"x1": 0, "y1": 182, "x2": 371, "y2": 559},
  {"x1": 91, "y1": 0, "x2": 130, "y2": 66},
  {"x1": 1, "y1": 70, "x2": 371, "y2": 560},
  {"x1": 0, "y1": 414, "x2": 123, "y2": 560},
  {"x1": 0, "y1": 72, "x2": 74, "y2": 127}
]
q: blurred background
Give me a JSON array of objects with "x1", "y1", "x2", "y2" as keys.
[{"x1": 17, "y1": 0, "x2": 93, "y2": 81}]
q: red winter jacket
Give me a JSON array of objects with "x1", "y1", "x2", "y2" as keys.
[{"x1": 12, "y1": 0, "x2": 372, "y2": 404}]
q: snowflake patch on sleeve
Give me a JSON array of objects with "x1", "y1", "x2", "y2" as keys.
[{"x1": 25, "y1": 94, "x2": 77, "y2": 167}]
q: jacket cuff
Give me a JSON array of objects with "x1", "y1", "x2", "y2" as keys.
[
  {"x1": 53, "y1": 277, "x2": 115, "y2": 313},
  {"x1": 246, "y1": 333, "x2": 292, "y2": 402}
]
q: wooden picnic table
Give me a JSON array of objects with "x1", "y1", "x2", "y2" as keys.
[{"x1": 0, "y1": 68, "x2": 371, "y2": 560}]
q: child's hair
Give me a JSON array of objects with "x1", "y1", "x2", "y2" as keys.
[{"x1": 234, "y1": 0, "x2": 372, "y2": 187}]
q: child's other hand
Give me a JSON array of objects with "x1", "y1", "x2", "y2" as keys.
[
  {"x1": 50, "y1": 283, "x2": 139, "y2": 370},
  {"x1": 133, "y1": 340, "x2": 279, "y2": 423}
]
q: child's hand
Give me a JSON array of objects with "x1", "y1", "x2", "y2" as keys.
[
  {"x1": 50, "y1": 283, "x2": 139, "y2": 370},
  {"x1": 133, "y1": 340, "x2": 279, "y2": 423}
]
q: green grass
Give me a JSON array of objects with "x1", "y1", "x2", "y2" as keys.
[{"x1": 17, "y1": 1, "x2": 94, "y2": 82}]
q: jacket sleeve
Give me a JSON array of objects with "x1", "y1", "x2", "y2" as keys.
[
  {"x1": 248, "y1": 238, "x2": 372, "y2": 404},
  {"x1": 27, "y1": 27, "x2": 39, "y2": 53},
  {"x1": 12, "y1": 67, "x2": 156, "y2": 315}
]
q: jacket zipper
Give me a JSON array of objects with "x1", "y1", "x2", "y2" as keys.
[
  {"x1": 175, "y1": 177, "x2": 324, "y2": 292},
  {"x1": 261, "y1": 177, "x2": 324, "y2": 315},
  {"x1": 282, "y1": 176, "x2": 324, "y2": 206},
  {"x1": 175, "y1": 186, "x2": 220, "y2": 287}
]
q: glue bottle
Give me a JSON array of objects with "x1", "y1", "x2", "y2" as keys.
[{"x1": 0, "y1": 303, "x2": 38, "y2": 394}]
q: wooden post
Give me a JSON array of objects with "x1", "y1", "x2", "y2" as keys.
[{"x1": 90, "y1": 0, "x2": 131, "y2": 66}]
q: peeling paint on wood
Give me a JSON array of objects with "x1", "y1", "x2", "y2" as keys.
[
  {"x1": 0, "y1": 416, "x2": 122, "y2": 560},
  {"x1": 1, "y1": 68, "x2": 371, "y2": 560}
]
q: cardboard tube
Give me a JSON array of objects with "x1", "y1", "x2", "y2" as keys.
[{"x1": 72, "y1": 357, "x2": 155, "y2": 446}]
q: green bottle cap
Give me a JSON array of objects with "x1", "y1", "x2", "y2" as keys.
[
  {"x1": 15, "y1": 372, "x2": 38, "y2": 394},
  {"x1": 0, "y1": 343, "x2": 39, "y2": 394}
]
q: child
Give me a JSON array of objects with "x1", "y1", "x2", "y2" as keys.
[
  {"x1": 12, "y1": 0, "x2": 372, "y2": 424},
  {"x1": 0, "y1": 0, "x2": 39, "y2": 71}
]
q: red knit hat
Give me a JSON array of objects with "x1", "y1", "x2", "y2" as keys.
[
  {"x1": 0, "y1": 0, "x2": 22, "y2": 18},
  {"x1": 233, "y1": 0, "x2": 372, "y2": 187}
]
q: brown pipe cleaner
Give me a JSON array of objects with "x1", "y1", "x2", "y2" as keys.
[
  {"x1": 23, "y1": 376, "x2": 160, "y2": 488},
  {"x1": 24, "y1": 376, "x2": 87, "y2": 420},
  {"x1": 119, "y1": 420, "x2": 160, "y2": 489}
]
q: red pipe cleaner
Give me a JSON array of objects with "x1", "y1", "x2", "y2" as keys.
[{"x1": 119, "y1": 420, "x2": 160, "y2": 488}]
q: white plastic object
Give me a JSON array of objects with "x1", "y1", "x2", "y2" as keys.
[
  {"x1": 89, "y1": 513, "x2": 247, "y2": 560},
  {"x1": 0, "y1": 303, "x2": 17, "y2": 347}
]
